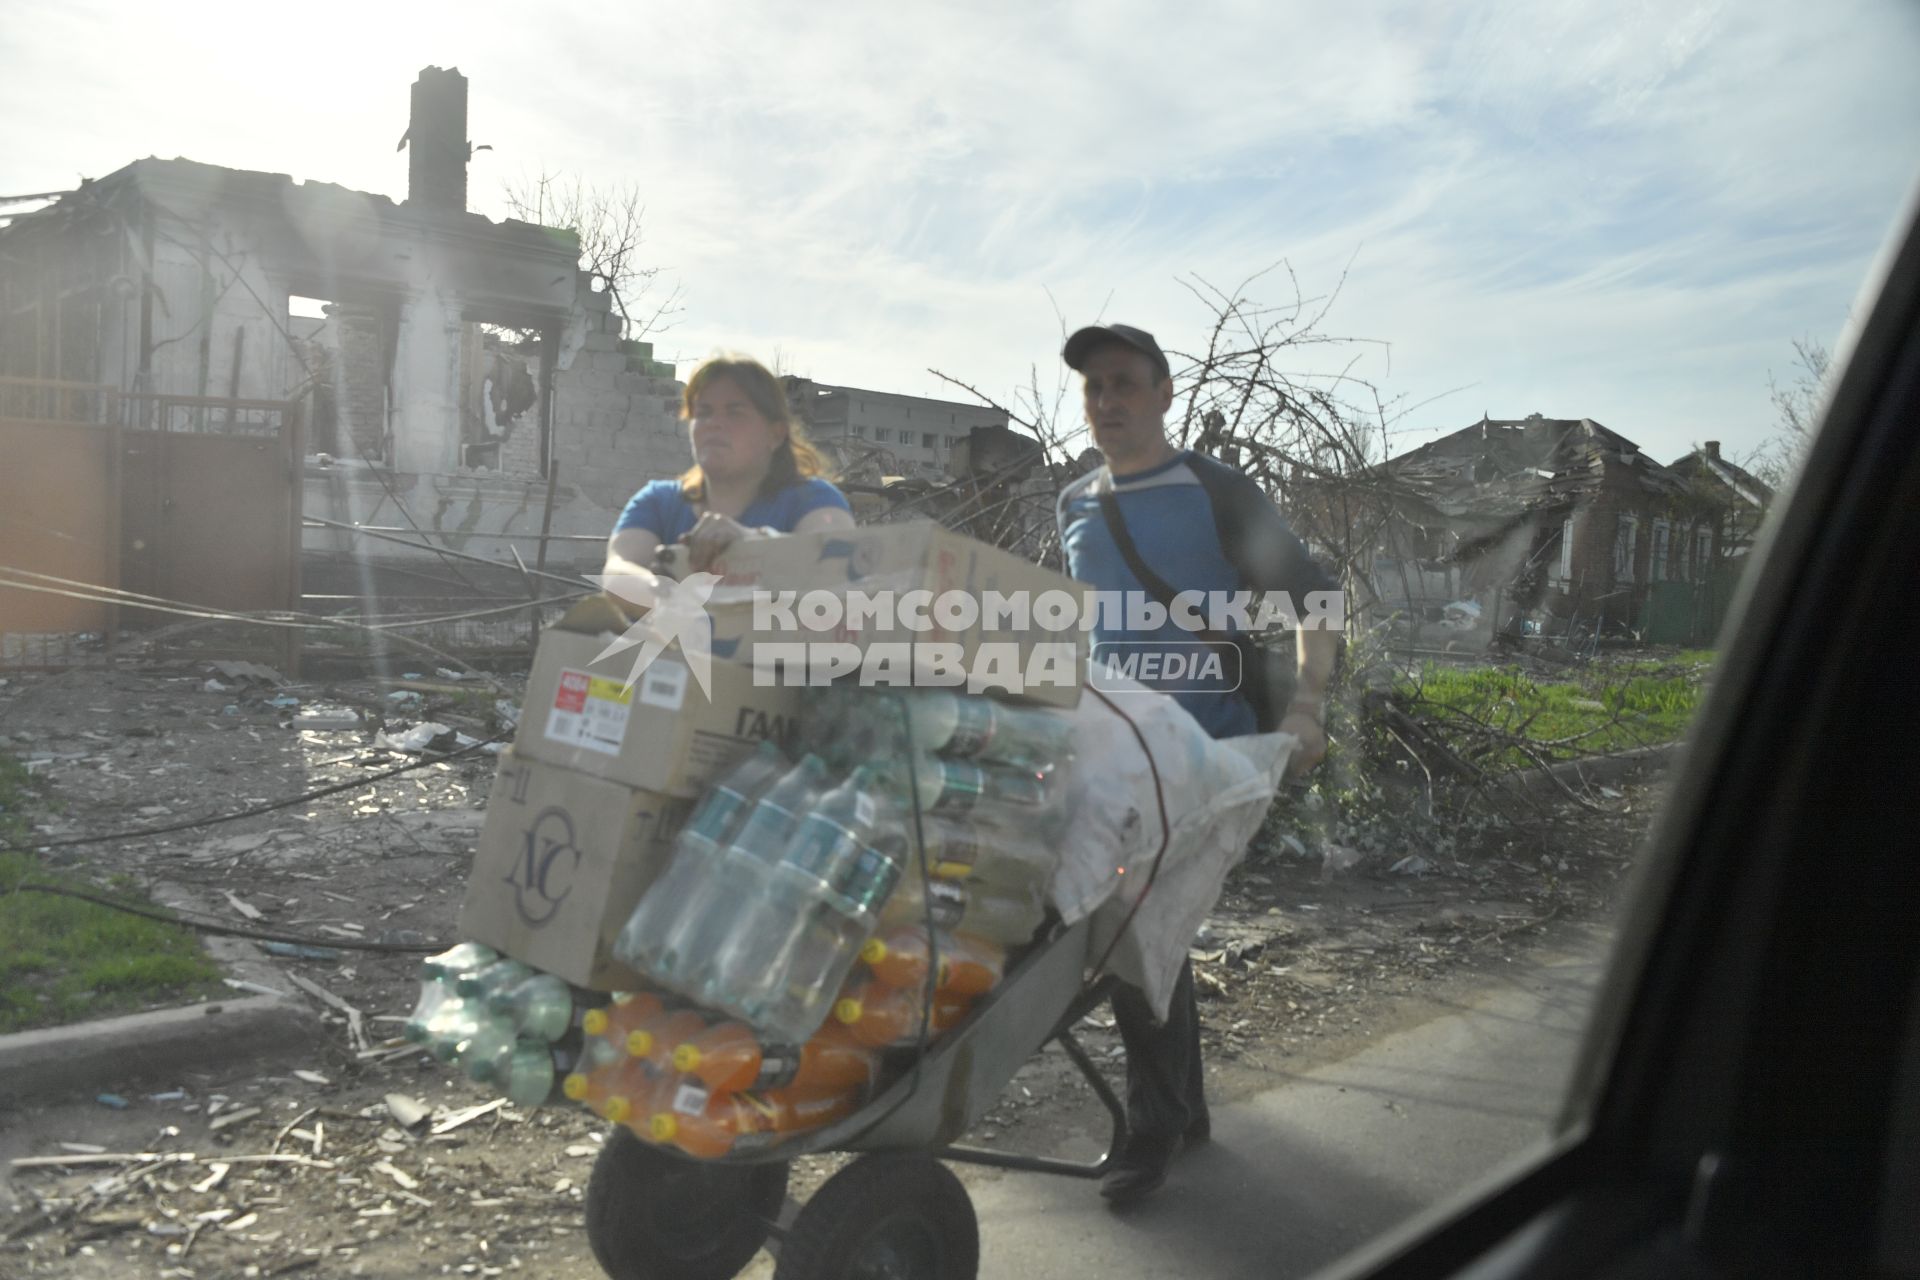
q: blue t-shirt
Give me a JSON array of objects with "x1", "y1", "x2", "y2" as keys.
[
  {"x1": 614, "y1": 476, "x2": 851, "y2": 542},
  {"x1": 1057, "y1": 450, "x2": 1336, "y2": 739}
]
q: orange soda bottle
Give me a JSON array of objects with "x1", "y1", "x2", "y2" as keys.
[
  {"x1": 861, "y1": 927, "x2": 1005, "y2": 998},
  {"x1": 673, "y1": 1020, "x2": 876, "y2": 1096},
  {"x1": 627, "y1": 1008, "x2": 707, "y2": 1074},
  {"x1": 833, "y1": 980, "x2": 972, "y2": 1049},
  {"x1": 579, "y1": 991, "x2": 665, "y2": 1041},
  {"x1": 602, "y1": 1063, "x2": 671, "y2": 1133},
  {"x1": 939, "y1": 932, "x2": 1003, "y2": 998},
  {"x1": 560, "y1": 1032, "x2": 633, "y2": 1110},
  {"x1": 649, "y1": 1082, "x2": 860, "y2": 1158}
]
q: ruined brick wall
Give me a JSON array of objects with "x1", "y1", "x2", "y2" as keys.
[
  {"x1": 497, "y1": 390, "x2": 543, "y2": 478},
  {"x1": 332, "y1": 304, "x2": 388, "y2": 461},
  {"x1": 547, "y1": 283, "x2": 690, "y2": 514}
]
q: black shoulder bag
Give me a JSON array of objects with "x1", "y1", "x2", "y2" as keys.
[{"x1": 1095, "y1": 485, "x2": 1295, "y2": 732}]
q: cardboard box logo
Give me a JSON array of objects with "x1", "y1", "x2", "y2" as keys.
[{"x1": 501, "y1": 804, "x2": 584, "y2": 927}]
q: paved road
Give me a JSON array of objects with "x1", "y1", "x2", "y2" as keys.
[
  {"x1": 960, "y1": 936, "x2": 1607, "y2": 1279},
  {"x1": 738, "y1": 933, "x2": 1608, "y2": 1280}
]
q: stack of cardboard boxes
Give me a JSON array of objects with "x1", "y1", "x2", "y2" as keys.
[{"x1": 459, "y1": 522, "x2": 1086, "y2": 992}]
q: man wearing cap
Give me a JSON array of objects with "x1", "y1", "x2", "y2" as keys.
[{"x1": 1057, "y1": 323, "x2": 1340, "y2": 1204}]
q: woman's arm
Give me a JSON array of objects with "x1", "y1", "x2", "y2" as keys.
[
  {"x1": 601, "y1": 526, "x2": 664, "y2": 605},
  {"x1": 794, "y1": 505, "x2": 856, "y2": 534}
]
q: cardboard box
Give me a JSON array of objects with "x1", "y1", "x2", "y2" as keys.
[
  {"x1": 458, "y1": 749, "x2": 687, "y2": 991},
  {"x1": 701, "y1": 522, "x2": 1088, "y2": 709},
  {"x1": 516, "y1": 597, "x2": 803, "y2": 796}
]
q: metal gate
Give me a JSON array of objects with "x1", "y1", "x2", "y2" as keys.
[{"x1": 0, "y1": 378, "x2": 302, "y2": 667}]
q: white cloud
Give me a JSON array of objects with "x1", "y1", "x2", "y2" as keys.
[{"x1": 2, "y1": 0, "x2": 1914, "y2": 467}]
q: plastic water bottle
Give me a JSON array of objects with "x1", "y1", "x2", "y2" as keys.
[
  {"x1": 613, "y1": 742, "x2": 789, "y2": 976},
  {"x1": 455, "y1": 957, "x2": 534, "y2": 1001},
  {"x1": 907, "y1": 691, "x2": 1075, "y2": 770},
  {"x1": 405, "y1": 943, "x2": 500, "y2": 1046},
  {"x1": 892, "y1": 754, "x2": 1056, "y2": 819},
  {"x1": 749, "y1": 833, "x2": 906, "y2": 1043},
  {"x1": 701, "y1": 766, "x2": 882, "y2": 1014},
  {"x1": 879, "y1": 870, "x2": 1045, "y2": 946},
  {"x1": 644, "y1": 755, "x2": 828, "y2": 992},
  {"x1": 487, "y1": 973, "x2": 574, "y2": 1043},
  {"x1": 671, "y1": 1021, "x2": 875, "y2": 1096},
  {"x1": 500, "y1": 1039, "x2": 561, "y2": 1108},
  {"x1": 420, "y1": 942, "x2": 498, "y2": 983}
]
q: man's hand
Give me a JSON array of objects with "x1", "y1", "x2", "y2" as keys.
[{"x1": 1278, "y1": 708, "x2": 1327, "y2": 777}]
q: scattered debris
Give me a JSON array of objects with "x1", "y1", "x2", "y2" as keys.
[
  {"x1": 384, "y1": 1094, "x2": 431, "y2": 1130},
  {"x1": 208, "y1": 1106, "x2": 262, "y2": 1132},
  {"x1": 430, "y1": 1099, "x2": 507, "y2": 1135},
  {"x1": 222, "y1": 889, "x2": 265, "y2": 921}
]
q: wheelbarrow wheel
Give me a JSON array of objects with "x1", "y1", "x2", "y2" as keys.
[
  {"x1": 585, "y1": 1125, "x2": 789, "y2": 1280},
  {"x1": 773, "y1": 1153, "x2": 978, "y2": 1280}
]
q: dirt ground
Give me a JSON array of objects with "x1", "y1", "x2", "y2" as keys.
[{"x1": 0, "y1": 661, "x2": 1663, "y2": 1279}]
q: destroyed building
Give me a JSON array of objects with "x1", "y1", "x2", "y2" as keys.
[
  {"x1": 0, "y1": 66, "x2": 691, "y2": 657},
  {"x1": 1323, "y1": 414, "x2": 1751, "y2": 646},
  {"x1": 780, "y1": 376, "x2": 1010, "y2": 479}
]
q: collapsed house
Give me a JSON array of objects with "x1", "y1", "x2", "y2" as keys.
[
  {"x1": 1325, "y1": 414, "x2": 1757, "y2": 647},
  {"x1": 0, "y1": 66, "x2": 692, "y2": 658}
]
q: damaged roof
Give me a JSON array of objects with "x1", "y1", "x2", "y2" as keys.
[
  {"x1": 3, "y1": 157, "x2": 581, "y2": 322},
  {"x1": 1377, "y1": 413, "x2": 1692, "y2": 522},
  {"x1": 1667, "y1": 446, "x2": 1772, "y2": 509}
]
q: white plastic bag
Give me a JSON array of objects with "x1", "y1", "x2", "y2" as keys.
[{"x1": 1047, "y1": 676, "x2": 1296, "y2": 1020}]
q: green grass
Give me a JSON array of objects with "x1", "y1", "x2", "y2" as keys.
[
  {"x1": 0, "y1": 754, "x2": 223, "y2": 1034},
  {"x1": 1402, "y1": 656, "x2": 1707, "y2": 769}
]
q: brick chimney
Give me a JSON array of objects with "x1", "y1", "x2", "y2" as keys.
[
  {"x1": 406, "y1": 66, "x2": 469, "y2": 214},
  {"x1": 1705, "y1": 440, "x2": 1721, "y2": 460}
]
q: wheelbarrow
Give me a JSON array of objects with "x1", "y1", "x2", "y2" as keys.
[{"x1": 582, "y1": 913, "x2": 1125, "y2": 1280}]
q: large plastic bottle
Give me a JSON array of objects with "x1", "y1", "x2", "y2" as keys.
[
  {"x1": 907, "y1": 691, "x2": 1075, "y2": 770},
  {"x1": 833, "y1": 980, "x2": 973, "y2": 1049},
  {"x1": 701, "y1": 765, "x2": 882, "y2": 1015},
  {"x1": 860, "y1": 927, "x2": 1005, "y2": 998},
  {"x1": 671, "y1": 1021, "x2": 876, "y2": 1096},
  {"x1": 499, "y1": 1038, "x2": 562, "y2": 1108},
  {"x1": 879, "y1": 869, "x2": 1046, "y2": 946},
  {"x1": 454, "y1": 957, "x2": 535, "y2": 1001},
  {"x1": 648, "y1": 755, "x2": 829, "y2": 993},
  {"x1": 891, "y1": 754, "x2": 1059, "y2": 822},
  {"x1": 748, "y1": 833, "x2": 906, "y2": 1043},
  {"x1": 420, "y1": 942, "x2": 499, "y2": 983},
  {"x1": 627, "y1": 1007, "x2": 708, "y2": 1076},
  {"x1": 487, "y1": 973, "x2": 574, "y2": 1043},
  {"x1": 562, "y1": 1036, "x2": 644, "y2": 1113},
  {"x1": 579, "y1": 991, "x2": 666, "y2": 1043},
  {"x1": 404, "y1": 943, "x2": 500, "y2": 1046},
  {"x1": 613, "y1": 741, "x2": 789, "y2": 977},
  {"x1": 648, "y1": 1083, "x2": 860, "y2": 1158}
]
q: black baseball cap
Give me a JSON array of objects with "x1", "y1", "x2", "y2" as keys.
[{"x1": 1062, "y1": 323, "x2": 1171, "y2": 381}]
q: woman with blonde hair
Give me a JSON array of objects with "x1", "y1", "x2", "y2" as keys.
[{"x1": 603, "y1": 354, "x2": 853, "y2": 583}]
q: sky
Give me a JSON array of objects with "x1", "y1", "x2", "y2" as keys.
[{"x1": 3, "y1": 0, "x2": 1916, "y2": 466}]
